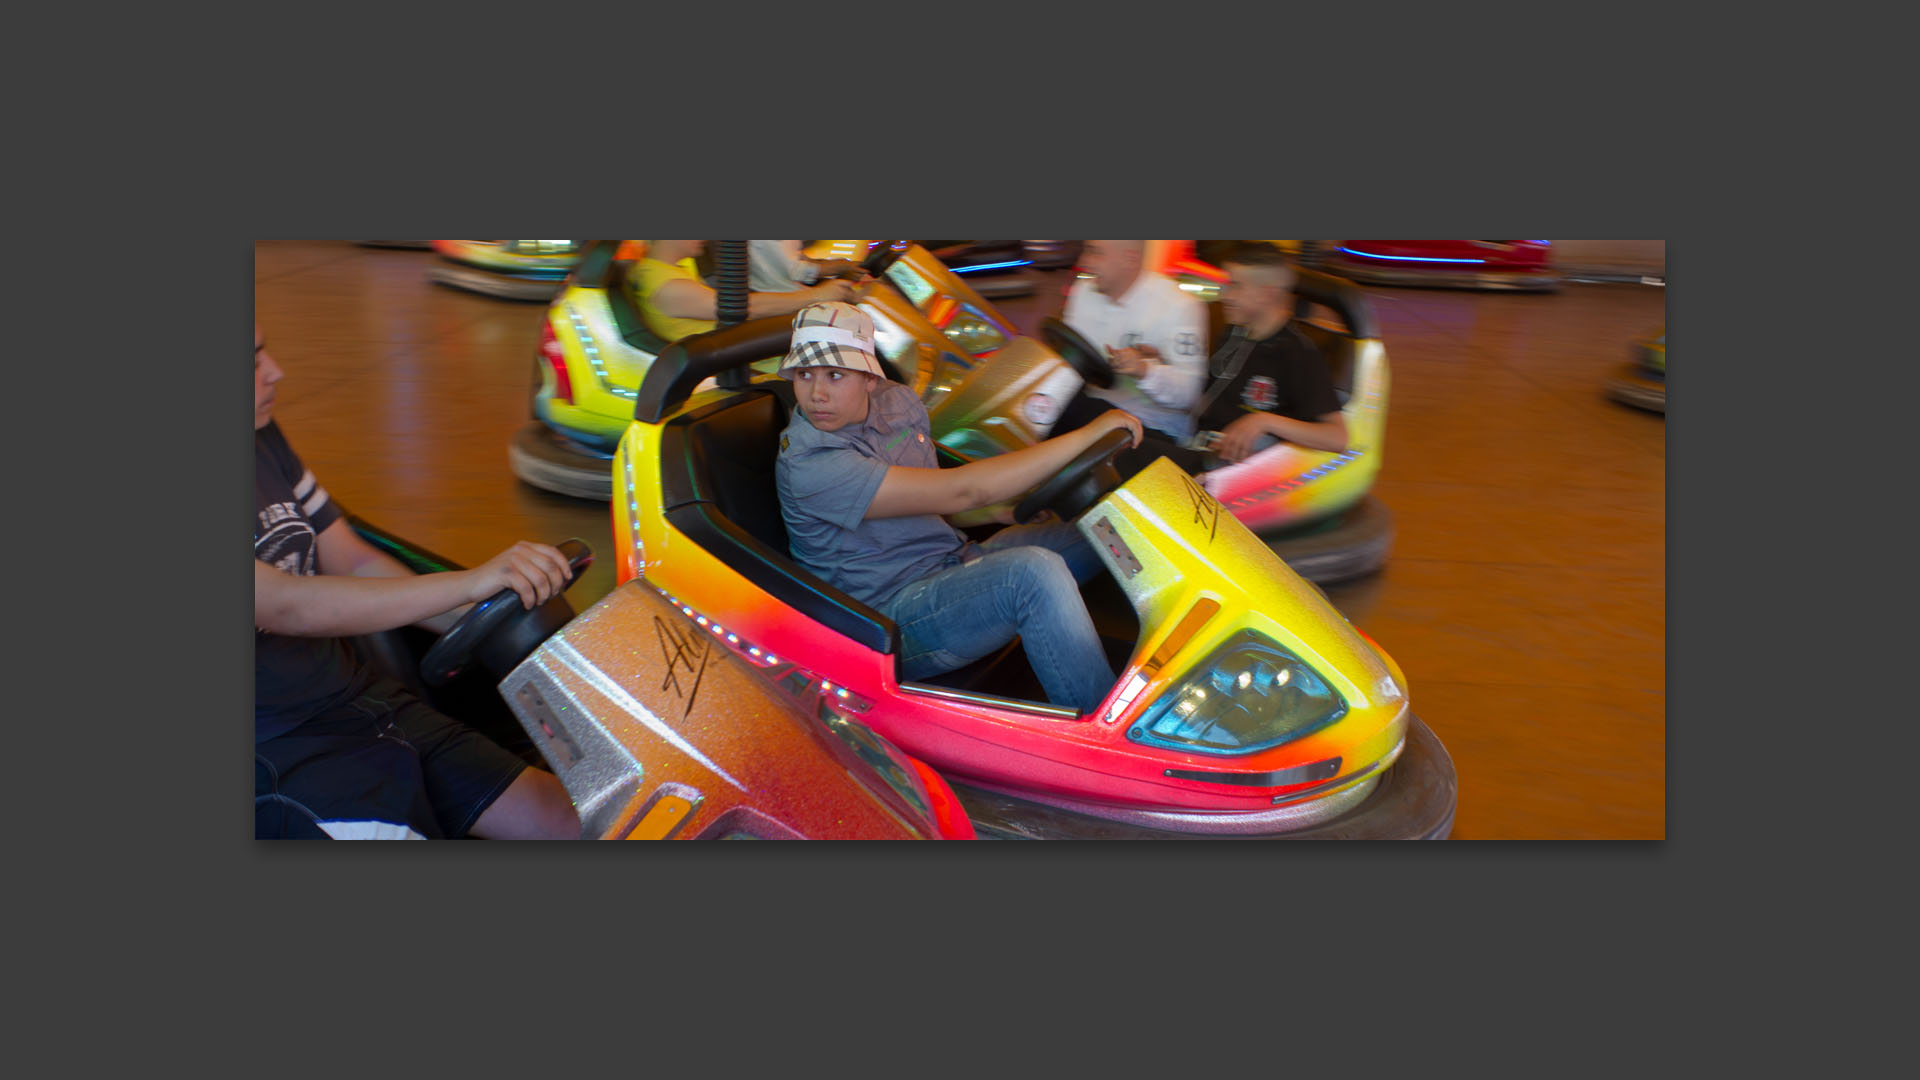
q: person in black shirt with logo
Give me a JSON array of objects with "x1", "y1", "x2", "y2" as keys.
[
  {"x1": 1105, "y1": 243, "x2": 1347, "y2": 477},
  {"x1": 253, "y1": 324, "x2": 581, "y2": 839}
]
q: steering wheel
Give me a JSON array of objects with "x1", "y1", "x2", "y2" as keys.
[
  {"x1": 420, "y1": 539, "x2": 593, "y2": 687},
  {"x1": 1039, "y1": 316, "x2": 1115, "y2": 390},
  {"x1": 862, "y1": 240, "x2": 909, "y2": 277},
  {"x1": 1012, "y1": 428, "x2": 1132, "y2": 525}
]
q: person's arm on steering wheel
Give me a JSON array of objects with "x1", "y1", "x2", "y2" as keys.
[
  {"x1": 865, "y1": 410, "x2": 1141, "y2": 520},
  {"x1": 312, "y1": 518, "x2": 471, "y2": 633},
  {"x1": 256, "y1": 539, "x2": 572, "y2": 638}
]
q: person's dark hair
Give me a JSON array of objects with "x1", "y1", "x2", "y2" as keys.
[{"x1": 1219, "y1": 241, "x2": 1295, "y2": 273}]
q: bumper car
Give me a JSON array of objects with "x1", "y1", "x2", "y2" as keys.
[
  {"x1": 1022, "y1": 240, "x2": 1084, "y2": 270},
  {"x1": 514, "y1": 240, "x2": 1024, "y2": 500},
  {"x1": 1606, "y1": 327, "x2": 1665, "y2": 414},
  {"x1": 605, "y1": 317, "x2": 1456, "y2": 839},
  {"x1": 1324, "y1": 241, "x2": 1560, "y2": 291},
  {"x1": 921, "y1": 240, "x2": 1037, "y2": 298},
  {"x1": 429, "y1": 240, "x2": 585, "y2": 301},
  {"x1": 299, "y1": 517, "x2": 972, "y2": 840},
  {"x1": 924, "y1": 265, "x2": 1398, "y2": 584}
]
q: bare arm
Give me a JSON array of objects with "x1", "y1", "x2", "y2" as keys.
[
  {"x1": 256, "y1": 537, "x2": 574, "y2": 638},
  {"x1": 313, "y1": 518, "x2": 463, "y2": 633},
  {"x1": 1215, "y1": 410, "x2": 1349, "y2": 460},
  {"x1": 652, "y1": 276, "x2": 867, "y2": 322},
  {"x1": 866, "y1": 410, "x2": 1142, "y2": 519}
]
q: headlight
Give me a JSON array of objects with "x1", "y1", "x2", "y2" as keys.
[
  {"x1": 1128, "y1": 630, "x2": 1347, "y2": 755},
  {"x1": 942, "y1": 311, "x2": 1007, "y2": 355}
]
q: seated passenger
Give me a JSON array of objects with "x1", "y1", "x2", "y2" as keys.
[
  {"x1": 631, "y1": 240, "x2": 866, "y2": 344},
  {"x1": 252, "y1": 325, "x2": 582, "y2": 840},
  {"x1": 1047, "y1": 239, "x2": 1210, "y2": 444},
  {"x1": 775, "y1": 303, "x2": 1142, "y2": 715},
  {"x1": 1084, "y1": 243, "x2": 1349, "y2": 478},
  {"x1": 748, "y1": 240, "x2": 867, "y2": 293}
]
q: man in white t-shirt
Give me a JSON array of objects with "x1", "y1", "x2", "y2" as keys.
[{"x1": 1054, "y1": 239, "x2": 1209, "y2": 441}]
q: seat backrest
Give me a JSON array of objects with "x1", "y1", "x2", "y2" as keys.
[
  {"x1": 687, "y1": 388, "x2": 792, "y2": 554},
  {"x1": 659, "y1": 383, "x2": 900, "y2": 656},
  {"x1": 604, "y1": 259, "x2": 677, "y2": 356},
  {"x1": 1292, "y1": 321, "x2": 1358, "y2": 409}
]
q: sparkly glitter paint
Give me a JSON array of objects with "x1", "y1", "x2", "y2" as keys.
[{"x1": 501, "y1": 583, "x2": 974, "y2": 840}]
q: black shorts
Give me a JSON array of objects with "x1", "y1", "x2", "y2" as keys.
[{"x1": 256, "y1": 678, "x2": 528, "y2": 839}]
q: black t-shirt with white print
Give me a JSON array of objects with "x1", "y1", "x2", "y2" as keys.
[{"x1": 254, "y1": 421, "x2": 370, "y2": 741}]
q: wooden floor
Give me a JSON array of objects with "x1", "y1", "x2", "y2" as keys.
[{"x1": 255, "y1": 242, "x2": 1666, "y2": 840}]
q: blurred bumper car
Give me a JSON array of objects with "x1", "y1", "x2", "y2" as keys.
[
  {"x1": 1325, "y1": 241, "x2": 1560, "y2": 291},
  {"x1": 1606, "y1": 327, "x2": 1665, "y2": 414},
  {"x1": 429, "y1": 240, "x2": 585, "y2": 301},
  {"x1": 329, "y1": 518, "x2": 973, "y2": 840},
  {"x1": 930, "y1": 260, "x2": 1398, "y2": 583},
  {"x1": 514, "y1": 240, "x2": 1024, "y2": 500}
]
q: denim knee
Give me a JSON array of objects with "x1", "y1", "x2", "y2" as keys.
[{"x1": 999, "y1": 547, "x2": 1079, "y2": 610}]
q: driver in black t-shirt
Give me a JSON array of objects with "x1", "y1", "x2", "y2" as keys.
[
  {"x1": 252, "y1": 324, "x2": 581, "y2": 840},
  {"x1": 1102, "y1": 243, "x2": 1348, "y2": 478}
]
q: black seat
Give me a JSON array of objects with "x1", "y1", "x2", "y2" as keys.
[{"x1": 659, "y1": 382, "x2": 900, "y2": 656}]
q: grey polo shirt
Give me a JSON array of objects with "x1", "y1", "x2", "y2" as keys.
[{"x1": 777, "y1": 382, "x2": 974, "y2": 610}]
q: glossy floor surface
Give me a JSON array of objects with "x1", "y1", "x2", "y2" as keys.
[{"x1": 254, "y1": 242, "x2": 1666, "y2": 839}]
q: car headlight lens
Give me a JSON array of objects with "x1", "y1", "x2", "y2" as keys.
[
  {"x1": 942, "y1": 311, "x2": 1007, "y2": 356},
  {"x1": 1127, "y1": 630, "x2": 1347, "y2": 755}
]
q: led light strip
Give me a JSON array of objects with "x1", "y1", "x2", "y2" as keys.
[
  {"x1": 1222, "y1": 450, "x2": 1364, "y2": 512},
  {"x1": 623, "y1": 451, "x2": 644, "y2": 571},
  {"x1": 1338, "y1": 247, "x2": 1485, "y2": 264},
  {"x1": 648, "y1": 583, "x2": 873, "y2": 714},
  {"x1": 951, "y1": 259, "x2": 1033, "y2": 274},
  {"x1": 566, "y1": 303, "x2": 638, "y2": 401}
]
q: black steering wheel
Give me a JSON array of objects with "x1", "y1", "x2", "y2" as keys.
[
  {"x1": 862, "y1": 240, "x2": 909, "y2": 277},
  {"x1": 420, "y1": 539, "x2": 593, "y2": 687},
  {"x1": 1012, "y1": 428, "x2": 1132, "y2": 525},
  {"x1": 1039, "y1": 316, "x2": 1115, "y2": 390}
]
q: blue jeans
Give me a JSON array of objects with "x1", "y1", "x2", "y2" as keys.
[{"x1": 880, "y1": 519, "x2": 1114, "y2": 714}]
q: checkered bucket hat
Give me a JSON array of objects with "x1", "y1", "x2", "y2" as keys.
[{"x1": 778, "y1": 302, "x2": 885, "y2": 379}]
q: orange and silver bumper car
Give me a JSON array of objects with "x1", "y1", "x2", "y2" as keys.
[{"x1": 309, "y1": 519, "x2": 973, "y2": 840}]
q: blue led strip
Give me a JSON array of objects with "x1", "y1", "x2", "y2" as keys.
[
  {"x1": 950, "y1": 259, "x2": 1034, "y2": 274},
  {"x1": 1338, "y1": 247, "x2": 1484, "y2": 264}
]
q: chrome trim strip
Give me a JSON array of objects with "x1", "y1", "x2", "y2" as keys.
[{"x1": 898, "y1": 682, "x2": 1080, "y2": 719}]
